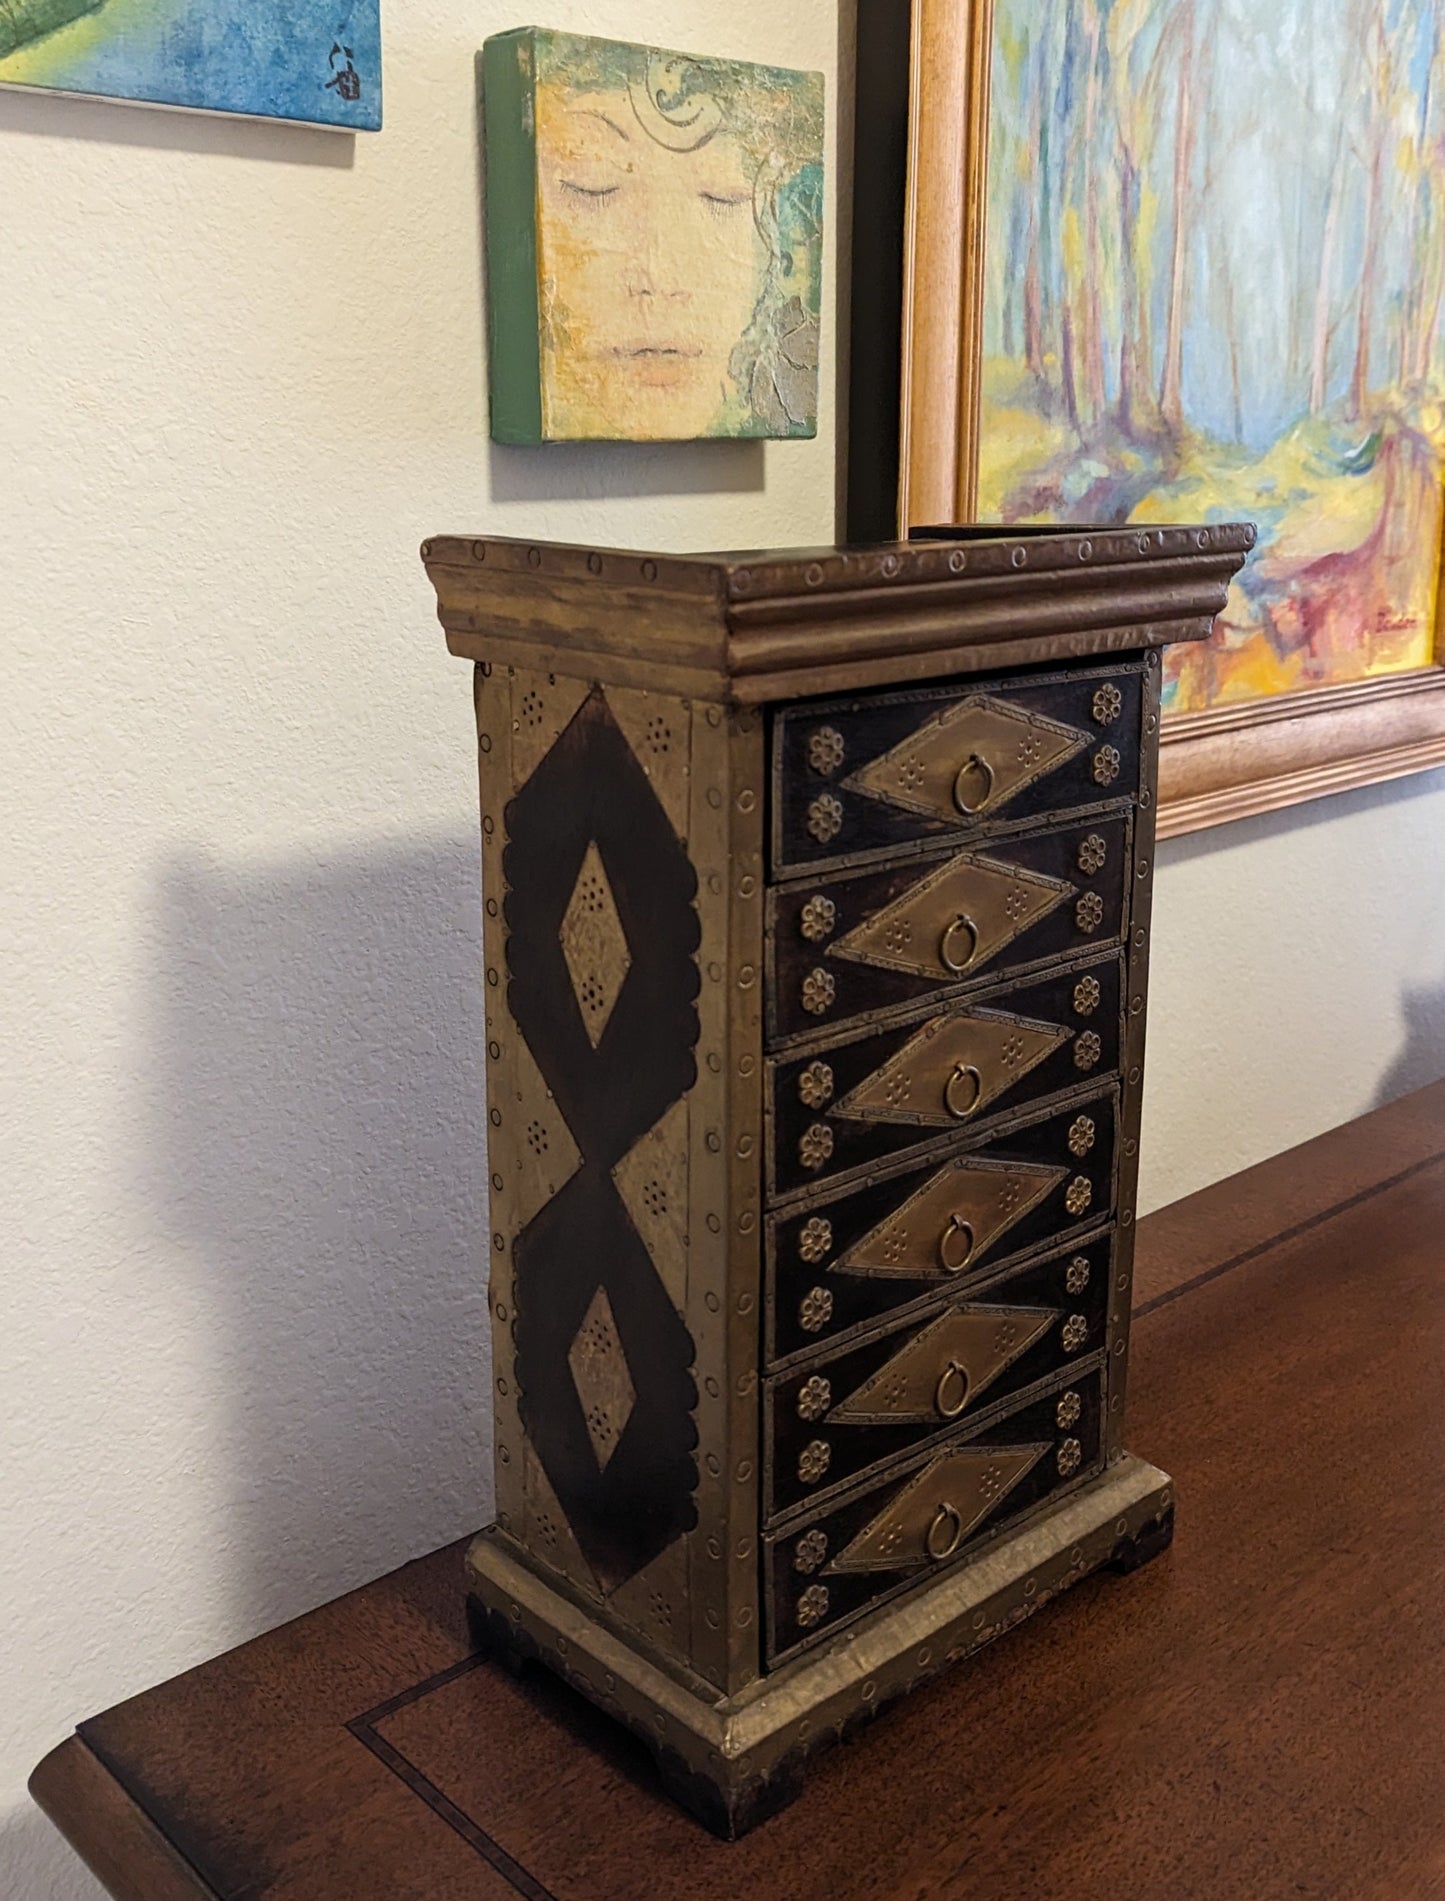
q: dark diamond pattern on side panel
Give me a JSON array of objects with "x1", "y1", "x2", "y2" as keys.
[{"x1": 504, "y1": 689, "x2": 701, "y2": 1591}]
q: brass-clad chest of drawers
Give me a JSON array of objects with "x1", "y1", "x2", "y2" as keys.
[{"x1": 422, "y1": 523, "x2": 1252, "y2": 1836}]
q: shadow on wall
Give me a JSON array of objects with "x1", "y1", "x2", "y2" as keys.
[
  {"x1": 0, "y1": 82, "x2": 354, "y2": 166},
  {"x1": 145, "y1": 835, "x2": 492, "y2": 1633},
  {"x1": 0, "y1": 1800, "x2": 104, "y2": 1901},
  {"x1": 1374, "y1": 976, "x2": 1445, "y2": 1108}
]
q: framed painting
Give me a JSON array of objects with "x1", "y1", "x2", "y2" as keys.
[
  {"x1": 874, "y1": 0, "x2": 1445, "y2": 835},
  {"x1": 482, "y1": 28, "x2": 824, "y2": 443},
  {"x1": 0, "y1": 0, "x2": 381, "y2": 130}
]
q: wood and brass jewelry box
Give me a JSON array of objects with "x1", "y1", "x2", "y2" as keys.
[{"x1": 421, "y1": 522, "x2": 1252, "y2": 1836}]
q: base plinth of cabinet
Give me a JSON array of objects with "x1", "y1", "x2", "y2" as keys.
[{"x1": 467, "y1": 1453, "x2": 1174, "y2": 1839}]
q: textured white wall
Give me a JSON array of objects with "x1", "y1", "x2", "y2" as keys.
[{"x1": 4, "y1": 3, "x2": 1445, "y2": 1895}]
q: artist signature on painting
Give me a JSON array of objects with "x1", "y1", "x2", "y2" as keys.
[{"x1": 325, "y1": 40, "x2": 360, "y2": 103}]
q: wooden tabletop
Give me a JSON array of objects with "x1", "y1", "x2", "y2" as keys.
[{"x1": 32, "y1": 1080, "x2": 1445, "y2": 1901}]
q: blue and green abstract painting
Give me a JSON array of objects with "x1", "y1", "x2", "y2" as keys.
[{"x1": 0, "y1": 0, "x2": 381, "y2": 129}]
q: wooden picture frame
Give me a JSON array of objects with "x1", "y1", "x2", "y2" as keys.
[{"x1": 865, "y1": 0, "x2": 1445, "y2": 837}]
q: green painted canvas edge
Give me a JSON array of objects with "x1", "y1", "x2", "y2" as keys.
[{"x1": 482, "y1": 29, "x2": 543, "y2": 446}]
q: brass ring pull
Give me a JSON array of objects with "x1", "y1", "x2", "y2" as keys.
[
  {"x1": 944, "y1": 1061, "x2": 983, "y2": 1121},
  {"x1": 934, "y1": 1359, "x2": 970, "y2": 1420},
  {"x1": 938, "y1": 1215, "x2": 976, "y2": 1275},
  {"x1": 953, "y1": 752, "x2": 996, "y2": 816},
  {"x1": 940, "y1": 913, "x2": 979, "y2": 974},
  {"x1": 926, "y1": 1502, "x2": 965, "y2": 1562}
]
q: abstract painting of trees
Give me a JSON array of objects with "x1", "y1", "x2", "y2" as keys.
[{"x1": 981, "y1": 0, "x2": 1445, "y2": 713}]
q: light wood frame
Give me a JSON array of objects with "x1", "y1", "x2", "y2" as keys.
[{"x1": 896, "y1": 0, "x2": 1445, "y2": 837}]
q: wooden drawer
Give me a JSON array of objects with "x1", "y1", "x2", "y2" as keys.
[
  {"x1": 770, "y1": 665, "x2": 1142, "y2": 876},
  {"x1": 767, "y1": 1087, "x2": 1118, "y2": 1365},
  {"x1": 764, "y1": 1367, "x2": 1106, "y2": 1664},
  {"x1": 767, "y1": 811, "x2": 1132, "y2": 1048},
  {"x1": 768, "y1": 951, "x2": 1122, "y2": 1202},
  {"x1": 764, "y1": 1229, "x2": 1111, "y2": 1520}
]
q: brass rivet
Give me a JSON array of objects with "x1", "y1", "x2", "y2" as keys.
[
  {"x1": 707, "y1": 1538, "x2": 722, "y2": 1559},
  {"x1": 707, "y1": 788, "x2": 723, "y2": 809},
  {"x1": 737, "y1": 789, "x2": 756, "y2": 813},
  {"x1": 706, "y1": 1609, "x2": 720, "y2": 1628},
  {"x1": 497, "y1": 1376, "x2": 508, "y2": 1396},
  {"x1": 498, "y1": 1446, "x2": 510, "y2": 1464},
  {"x1": 705, "y1": 1377, "x2": 719, "y2": 1398},
  {"x1": 1024, "y1": 1578, "x2": 1037, "y2": 1598},
  {"x1": 421, "y1": 540, "x2": 434, "y2": 559},
  {"x1": 861, "y1": 1679, "x2": 877, "y2": 1700},
  {"x1": 482, "y1": 816, "x2": 495, "y2": 836},
  {"x1": 486, "y1": 898, "x2": 498, "y2": 917},
  {"x1": 706, "y1": 1213, "x2": 721, "y2": 1234},
  {"x1": 493, "y1": 1233, "x2": 505, "y2": 1251},
  {"x1": 527, "y1": 547, "x2": 541, "y2": 569},
  {"x1": 972, "y1": 1611, "x2": 986, "y2": 1629},
  {"x1": 738, "y1": 1292, "x2": 754, "y2": 1315},
  {"x1": 708, "y1": 872, "x2": 723, "y2": 894},
  {"x1": 738, "y1": 966, "x2": 756, "y2": 989},
  {"x1": 706, "y1": 706, "x2": 722, "y2": 727},
  {"x1": 1116, "y1": 1517, "x2": 1130, "y2": 1536},
  {"x1": 739, "y1": 1055, "x2": 756, "y2": 1077},
  {"x1": 735, "y1": 1461, "x2": 753, "y2": 1483},
  {"x1": 1137, "y1": 859, "x2": 1150, "y2": 879},
  {"x1": 587, "y1": 552, "x2": 603, "y2": 575},
  {"x1": 805, "y1": 562, "x2": 824, "y2": 586},
  {"x1": 1131, "y1": 995, "x2": 1144, "y2": 1014},
  {"x1": 949, "y1": 549, "x2": 967, "y2": 573},
  {"x1": 708, "y1": 961, "x2": 723, "y2": 983},
  {"x1": 1141, "y1": 789, "x2": 1153, "y2": 807},
  {"x1": 641, "y1": 559, "x2": 658, "y2": 582},
  {"x1": 881, "y1": 554, "x2": 899, "y2": 578},
  {"x1": 1011, "y1": 546, "x2": 1028, "y2": 568},
  {"x1": 471, "y1": 540, "x2": 487, "y2": 562},
  {"x1": 487, "y1": 968, "x2": 499, "y2": 987},
  {"x1": 734, "y1": 569, "x2": 752, "y2": 592},
  {"x1": 491, "y1": 1172, "x2": 503, "y2": 1192},
  {"x1": 707, "y1": 1052, "x2": 722, "y2": 1074},
  {"x1": 706, "y1": 1454, "x2": 721, "y2": 1476},
  {"x1": 737, "y1": 1371, "x2": 756, "y2": 1396},
  {"x1": 1122, "y1": 1209, "x2": 1134, "y2": 1226},
  {"x1": 738, "y1": 1211, "x2": 756, "y2": 1234},
  {"x1": 736, "y1": 1537, "x2": 754, "y2": 1559},
  {"x1": 495, "y1": 1301, "x2": 508, "y2": 1321},
  {"x1": 1125, "y1": 1138, "x2": 1138, "y2": 1156},
  {"x1": 1128, "y1": 1066, "x2": 1142, "y2": 1084},
  {"x1": 705, "y1": 1291, "x2": 721, "y2": 1313},
  {"x1": 737, "y1": 1608, "x2": 753, "y2": 1628},
  {"x1": 706, "y1": 1130, "x2": 721, "y2": 1153},
  {"x1": 737, "y1": 1133, "x2": 754, "y2": 1157},
  {"x1": 479, "y1": 733, "x2": 492, "y2": 753},
  {"x1": 739, "y1": 874, "x2": 757, "y2": 898},
  {"x1": 1078, "y1": 540, "x2": 1093, "y2": 561},
  {"x1": 490, "y1": 1108, "x2": 502, "y2": 1126},
  {"x1": 488, "y1": 1041, "x2": 501, "y2": 1061},
  {"x1": 1111, "y1": 1395, "x2": 1123, "y2": 1411}
]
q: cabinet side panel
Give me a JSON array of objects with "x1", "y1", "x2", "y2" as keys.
[{"x1": 475, "y1": 663, "x2": 525, "y2": 1538}]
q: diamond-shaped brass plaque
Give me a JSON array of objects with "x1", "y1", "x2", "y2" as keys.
[
  {"x1": 559, "y1": 841, "x2": 631, "y2": 1047},
  {"x1": 829, "y1": 851, "x2": 1072, "y2": 982},
  {"x1": 827, "y1": 1442, "x2": 1048, "y2": 1575},
  {"x1": 844, "y1": 695, "x2": 1089, "y2": 823},
  {"x1": 833, "y1": 1009, "x2": 1070, "y2": 1128},
  {"x1": 567, "y1": 1286, "x2": 636, "y2": 1473},
  {"x1": 833, "y1": 1156, "x2": 1070, "y2": 1280},
  {"x1": 827, "y1": 1302, "x2": 1061, "y2": 1425}
]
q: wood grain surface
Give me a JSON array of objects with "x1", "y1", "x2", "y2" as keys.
[{"x1": 31, "y1": 1078, "x2": 1445, "y2": 1901}]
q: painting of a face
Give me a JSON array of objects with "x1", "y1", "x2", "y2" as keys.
[{"x1": 484, "y1": 32, "x2": 825, "y2": 443}]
